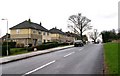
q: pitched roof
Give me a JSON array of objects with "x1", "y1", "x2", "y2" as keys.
[
  {"x1": 49, "y1": 28, "x2": 65, "y2": 35},
  {"x1": 10, "y1": 20, "x2": 49, "y2": 32},
  {"x1": 1, "y1": 33, "x2": 10, "y2": 39},
  {"x1": 65, "y1": 32, "x2": 79, "y2": 37}
]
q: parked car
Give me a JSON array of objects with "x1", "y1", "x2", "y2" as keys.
[{"x1": 74, "y1": 40, "x2": 84, "y2": 47}]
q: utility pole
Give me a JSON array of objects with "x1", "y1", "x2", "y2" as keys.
[{"x1": 1, "y1": 18, "x2": 9, "y2": 56}]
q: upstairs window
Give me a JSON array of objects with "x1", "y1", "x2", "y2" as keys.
[
  {"x1": 16, "y1": 29, "x2": 20, "y2": 34},
  {"x1": 33, "y1": 30, "x2": 36, "y2": 34},
  {"x1": 38, "y1": 31, "x2": 41, "y2": 34},
  {"x1": 47, "y1": 32, "x2": 49, "y2": 36},
  {"x1": 43, "y1": 32, "x2": 46, "y2": 35}
]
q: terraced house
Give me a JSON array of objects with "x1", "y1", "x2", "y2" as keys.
[
  {"x1": 49, "y1": 27, "x2": 75, "y2": 43},
  {"x1": 10, "y1": 19, "x2": 51, "y2": 47}
]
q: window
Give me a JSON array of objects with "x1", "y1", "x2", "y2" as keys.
[
  {"x1": 47, "y1": 40, "x2": 50, "y2": 42},
  {"x1": 47, "y1": 32, "x2": 49, "y2": 36},
  {"x1": 44, "y1": 39, "x2": 46, "y2": 43},
  {"x1": 38, "y1": 31, "x2": 41, "y2": 34},
  {"x1": 43, "y1": 32, "x2": 46, "y2": 35},
  {"x1": 33, "y1": 30, "x2": 36, "y2": 33},
  {"x1": 16, "y1": 29, "x2": 20, "y2": 34}
]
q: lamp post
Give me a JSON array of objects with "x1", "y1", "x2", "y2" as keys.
[{"x1": 1, "y1": 18, "x2": 9, "y2": 56}]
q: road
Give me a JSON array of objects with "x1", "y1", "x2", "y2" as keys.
[{"x1": 1, "y1": 44, "x2": 104, "y2": 75}]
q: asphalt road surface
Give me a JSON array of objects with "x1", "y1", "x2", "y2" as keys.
[{"x1": 1, "y1": 43, "x2": 104, "y2": 75}]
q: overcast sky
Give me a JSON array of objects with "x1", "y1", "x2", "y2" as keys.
[{"x1": 0, "y1": 0, "x2": 119, "y2": 37}]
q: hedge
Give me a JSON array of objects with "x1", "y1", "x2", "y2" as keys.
[
  {"x1": 2, "y1": 42, "x2": 16, "y2": 48},
  {"x1": 35, "y1": 43, "x2": 59, "y2": 50},
  {"x1": 27, "y1": 42, "x2": 70, "y2": 51},
  {"x1": 0, "y1": 45, "x2": 11, "y2": 56}
]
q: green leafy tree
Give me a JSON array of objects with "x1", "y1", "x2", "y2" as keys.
[{"x1": 101, "y1": 29, "x2": 117, "y2": 43}]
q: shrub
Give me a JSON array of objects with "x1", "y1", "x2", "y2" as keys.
[
  {"x1": 28, "y1": 44, "x2": 32, "y2": 47},
  {"x1": 26, "y1": 42, "x2": 70, "y2": 52},
  {"x1": 16, "y1": 43, "x2": 24, "y2": 48},
  {"x1": 27, "y1": 47, "x2": 34, "y2": 52},
  {"x1": 10, "y1": 48, "x2": 26, "y2": 55},
  {"x1": 70, "y1": 42, "x2": 73, "y2": 45},
  {"x1": 58, "y1": 43, "x2": 69, "y2": 46},
  {"x1": 2, "y1": 42, "x2": 16, "y2": 48},
  {"x1": 0, "y1": 45, "x2": 11, "y2": 56},
  {"x1": 35, "y1": 42, "x2": 59, "y2": 50}
]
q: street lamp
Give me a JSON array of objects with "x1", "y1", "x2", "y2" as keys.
[{"x1": 1, "y1": 18, "x2": 9, "y2": 56}]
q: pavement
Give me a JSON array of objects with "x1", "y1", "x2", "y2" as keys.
[
  {"x1": 0, "y1": 45, "x2": 74, "y2": 64},
  {"x1": 1, "y1": 44, "x2": 104, "y2": 75}
]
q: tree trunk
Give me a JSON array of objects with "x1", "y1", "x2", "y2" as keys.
[{"x1": 80, "y1": 23, "x2": 83, "y2": 41}]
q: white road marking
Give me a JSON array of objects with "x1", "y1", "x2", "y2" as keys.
[
  {"x1": 78, "y1": 48, "x2": 84, "y2": 51},
  {"x1": 23, "y1": 60, "x2": 56, "y2": 76},
  {"x1": 64, "y1": 52, "x2": 75, "y2": 57}
]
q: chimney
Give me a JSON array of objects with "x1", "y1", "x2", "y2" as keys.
[
  {"x1": 40, "y1": 22, "x2": 42, "y2": 26},
  {"x1": 28, "y1": 18, "x2": 31, "y2": 23},
  {"x1": 60, "y1": 28, "x2": 62, "y2": 31},
  {"x1": 55, "y1": 26, "x2": 57, "y2": 29}
]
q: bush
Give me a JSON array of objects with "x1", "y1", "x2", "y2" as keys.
[
  {"x1": 70, "y1": 42, "x2": 73, "y2": 45},
  {"x1": 58, "y1": 43, "x2": 69, "y2": 46},
  {"x1": 23, "y1": 42, "x2": 70, "y2": 52},
  {"x1": 35, "y1": 42, "x2": 59, "y2": 50},
  {"x1": 11, "y1": 48, "x2": 26, "y2": 52},
  {"x1": 43, "y1": 42, "x2": 58, "y2": 44},
  {"x1": 0, "y1": 45, "x2": 11, "y2": 56},
  {"x1": 16, "y1": 43, "x2": 24, "y2": 48},
  {"x1": 27, "y1": 47, "x2": 34, "y2": 52},
  {"x1": 28, "y1": 44, "x2": 32, "y2": 47},
  {"x1": 10, "y1": 48, "x2": 26, "y2": 55},
  {"x1": 2, "y1": 42, "x2": 16, "y2": 48}
]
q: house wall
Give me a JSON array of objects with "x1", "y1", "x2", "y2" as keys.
[
  {"x1": 10, "y1": 28, "x2": 75, "y2": 46},
  {"x1": 10, "y1": 29, "x2": 42, "y2": 47},
  {"x1": 41, "y1": 31, "x2": 51, "y2": 43},
  {"x1": 50, "y1": 33, "x2": 75, "y2": 43},
  {"x1": 50, "y1": 33, "x2": 60, "y2": 42},
  {"x1": 50, "y1": 33, "x2": 71, "y2": 42}
]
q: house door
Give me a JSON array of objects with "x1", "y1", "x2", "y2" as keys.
[{"x1": 33, "y1": 39, "x2": 37, "y2": 46}]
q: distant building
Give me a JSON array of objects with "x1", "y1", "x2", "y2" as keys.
[
  {"x1": 49, "y1": 28, "x2": 75, "y2": 43},
  {"x1": 65, "y1": 32, "x2": 77, "y2": 43},
  {"x1": 0, "y1": 33, "x2": 10, "y2": 43}
]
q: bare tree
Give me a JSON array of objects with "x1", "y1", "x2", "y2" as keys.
[
  {"x1": 89, "y1": 29, "x2": 100, "y2": 43},
  {"x1": 68, "y1": 13, "x2": 92, "y2": 41}
]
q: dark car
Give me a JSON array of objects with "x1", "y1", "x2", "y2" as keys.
[{"x1": 74, "y1": 40, "x2": 84, "y2": 47}]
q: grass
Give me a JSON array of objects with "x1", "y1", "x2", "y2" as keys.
[
  {"x1": 104, "y1": 42, "x2": 119, "y2": 74},
  {"x1": 10, "y1": 48, "x2": 28, "y2": 55}
]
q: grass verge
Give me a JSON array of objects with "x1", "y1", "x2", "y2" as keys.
[
  {"x1": 10, "y1": 48, "x2": 28, "y2": 55},
  {"x1": 104, "y1": 42, "x2": 119, "y2": 74}
]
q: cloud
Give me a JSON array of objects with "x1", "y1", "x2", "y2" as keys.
[{"x1": 100, "y1": 12, "x2": 117, "y2": 19}]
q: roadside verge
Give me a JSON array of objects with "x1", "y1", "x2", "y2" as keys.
[{"x1": 0, "y1": 45, "x2": 73, "y2": 64}]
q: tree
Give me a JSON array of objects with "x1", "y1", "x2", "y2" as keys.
[
  {"x1": 118, "y1": 28, "x2": 120, "y2": 39},
  {"x1": 89, "y1": 29, "x2": 100, "y2": 43},
  {"x1": 117, "y1": 33, "x2": 120, "y2": 39},
  {"x1": 83, "y1": 35, "x2": 88, "y2": 41},
  {"x1": 68, "y1": 13, "x2": 92, "y2": 41},
  {"x1": 101, "y1": 29, "x2": 117, "y2": 43}
]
